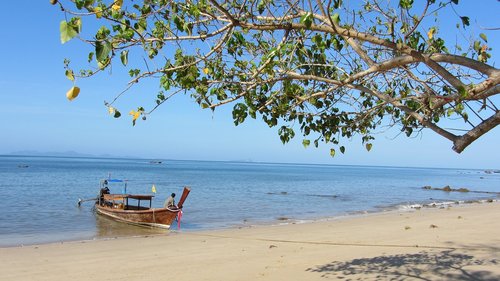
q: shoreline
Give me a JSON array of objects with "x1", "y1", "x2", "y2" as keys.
[
  {"x1": 1, "y1": 201, "x2": 499, "y2": 280},
  {"x1": 1, "y1": 197, "x2": 498, "y2": 249}
]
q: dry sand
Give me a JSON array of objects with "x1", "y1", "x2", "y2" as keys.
[{"x1": 1, "y1": 201, "x2": 499, "y2": 281}]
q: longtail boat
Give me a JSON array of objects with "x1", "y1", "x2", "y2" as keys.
[{"x1": 94, "y1": 179, "x2": 190, "y2": 229}]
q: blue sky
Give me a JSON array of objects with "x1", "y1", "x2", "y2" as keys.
[{"x1": 0, "y1": 1, "x2": 498, "y2": 169}]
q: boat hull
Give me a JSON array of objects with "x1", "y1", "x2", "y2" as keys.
[{"x1": 95, "y1": 204, "x2": 180, "y2": 229}]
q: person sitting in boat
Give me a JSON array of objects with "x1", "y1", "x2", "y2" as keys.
[
  {"x1": 99, "y1": 180, "x2": 110, "y2": 206},
  {"x1": 164, "y1": 193, "x2": 177, "y2": 209}
]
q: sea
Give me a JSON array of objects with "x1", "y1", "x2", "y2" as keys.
[{"x1": 0, "y1": 155, "x2": 499, "y2": 247}]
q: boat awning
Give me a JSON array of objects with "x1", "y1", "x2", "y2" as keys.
[
  {"x1": 127, "y1": 194, "x2": 154, "y2": 200},
  {"x1": 103, "y1": 194, "x2": 154, "y2": 201},
  {"x1": 107, "y1": 179, "x2": 124, "y2": 183}
]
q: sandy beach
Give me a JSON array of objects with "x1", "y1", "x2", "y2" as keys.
[{"x1": 1, "y1": 201, "x2": 499, "y2": 280}]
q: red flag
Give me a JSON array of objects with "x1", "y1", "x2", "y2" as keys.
[{"x1": 177, "y1": 210, "x2": 183, "y2": 230}]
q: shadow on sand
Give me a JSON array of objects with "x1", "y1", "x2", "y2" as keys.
[{"x1": 306, "y1": 249, "x2": 499, "y2": 280}]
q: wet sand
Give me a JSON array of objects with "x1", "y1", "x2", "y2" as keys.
[{"x1": 1, "y1": 202, "x2": 499, "y2": 280}]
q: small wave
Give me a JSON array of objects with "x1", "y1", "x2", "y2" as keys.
[
  {"x1": 398, "y1": 203, "x2": 424, "y2": 210},
  {"x1": 397, "y1": 198, "x2": 498, "y2": 211},
  {"x1": 397, "y1": 201, "x2": 458, "y2": 210},
  {"x1": 422, "y1": 201, "x2": 461, "y2": 208}
]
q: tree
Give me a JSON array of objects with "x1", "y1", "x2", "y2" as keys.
[{"x1": 54, "y1": 0, "x2": 499, "y2": 155}]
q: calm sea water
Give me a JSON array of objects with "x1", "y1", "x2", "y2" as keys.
[{"x1": 0, "y1": 155, "x2": 499, "y2": 247}]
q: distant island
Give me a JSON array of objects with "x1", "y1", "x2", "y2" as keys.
[{"x1": 5, "y1": 150, "x2": 140, "y2": 159}]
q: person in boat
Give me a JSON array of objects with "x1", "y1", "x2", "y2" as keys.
[
  {"x1": 99, "y1": 180, "x2": 110, "y2": 206},
  {"x1": 164, "y1": 193, "x2": 177, "y2": 209}
]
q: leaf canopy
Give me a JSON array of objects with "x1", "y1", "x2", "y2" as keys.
[{"x1": 55, "y1": 0, "x2": 499, "y2": 155}]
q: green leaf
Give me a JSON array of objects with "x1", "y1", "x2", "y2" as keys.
[
  {"x1": 302, "y1": 139, "x2": 310, "y2": 148},
  {"x1": 462, "y1": 112, "x2": 469, "y2": 123},
  {"x1": 331, "y1": 13, "x2": 340, "y2": 25},
  {"x1": 399, "y1": 0, "x2": 414, "y2": 9},
  {"x1": 96, "y1": 26, "x2": 110, "y2": 40},
  {"x1": 65, "y1": 70, "x2": 75, "y2": 81},
  {"x1": 96, "y1": 41, "x2": 112, "y2": 63},
  {"x1": 60, "y1": 18, "x2": 81, "y2": 44},
  {"x1": 473, "y1": 40, "x2": 481, "y2": 52},
  {"x1": 184, "y1": 22, "x2": 193, "y2": 36},
  {"x1": 479, "y1": 33, "x2": 488, "y2": 43},
  {"x1": 257, "y1": 0, "x2": 266, "y2": 14},
  {"x1": 75, "y1": 0, "x2": 94, "y2": 9},
  {"x1": 188, "y1": 3, "x2": 201, "y2": 18},
  {"x1": 332, "y1": 36, "x2": 343, "y2": 51},
  {"x1": 340, "y1": 146, "x2": 345, "y2": 154},
  {"x1": 173, "y1": 15, "x2": 185, "y2": 32},
  {"x1": 97, "y1": 58, "x2": 109, "y2": 70},
  {"x1": 278, "y1": 126, "x2": 295, "y2": 144},
  {"x1": 232, "y1": 103, "x2": 248, "y2": 125},
  {"x1": 365, "y1": 143, "x2": 373, "y2": 152},
  {"x1": 129, "y1": 69, "x2": 140, "y2": 77},
  {"x1": 460, "y1": 16, "x2": 470, "y2": 27},
  {"x1": 405, "y1": 127, "x2": 413, "y2": 137},
  {"x1": 330, "y1": 148, "x2": 336, "y2": 157},
  {"x1": 457, "y1": 85, "x2": 468, "y2": 98},
  {"x1": 120, "y1": 50, "x2": 129, "y2": 66},
  {"x1": 300, "y1": 13, "x2": 313, "y2": 29},
  {"x1": 333, "y1": 0, "x2": 342, "y2": 9},
  {"x1": 75, "y1": 0, "x2": 84, "y2": 9}
]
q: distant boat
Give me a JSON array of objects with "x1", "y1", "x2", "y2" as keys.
[
  {"x1": 17, "y1": 164, "x2": 29, "y2": 168},
  {"x1": 149, "y1": 160, "x2": 163, "y2": 164},
  {"x1": 94, "y1": 179, "x2": 190, "y2": 229}
]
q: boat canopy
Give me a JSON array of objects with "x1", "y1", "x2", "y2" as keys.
[
  {"x1": 103, "y1": 194, "x2": 154, "y2": 201},
  {"x1": 107, "y1": 179, "x2": 124, "y2": 183},
  {"x1": 101, "y1": 178, "x2": 128, "y2": 194}
]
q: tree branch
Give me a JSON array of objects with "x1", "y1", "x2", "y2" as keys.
[{"x1": 453, "y1": 110, "x2": 500, "y2": 153}]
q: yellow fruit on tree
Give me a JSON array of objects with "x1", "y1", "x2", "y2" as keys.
[{"x1": 66, "y1": 86, "x2": 80, "y2": 101}]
